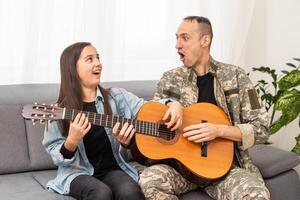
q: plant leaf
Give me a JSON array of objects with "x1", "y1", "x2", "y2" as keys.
[
  {"x1": 271, "y1": 90, "x2": 300, "y2": 133},
  {"x1": 293, "y1": 58, "x2": 300, "y2": 62},
  {"x1": 278, "y1": 70, "x2": 300, "y2": 90},
  {"x1": 281, "y1": 70, "x2": 289, "y2": 74},
  {"x1": 273, "y1": 90, "x2": 284, "y2": 103},
  {"x1": 258, "y1": 80, "x2": 267, "y2": 85},
  {"x1": 272, "y1": 81, "x2": 277, "y2": 89},
  {"x1": 270, "y1": 111, "x2": 299, "y2": 134},
  {"x1": 286, "y1": 63, "x2": 297, "y2": 68},
  {"x1": 274, "y1": 89, "x2": 300, "y2": 111},
  {"x1": 291, "y1": 134, "x2": 300, "y2": 156},
  {"x1": 262, "y1": 93, "x2": 274, "y2": 103},
  {"x1": 252, "y1": 66, "x2": 277, "y2": 78}
]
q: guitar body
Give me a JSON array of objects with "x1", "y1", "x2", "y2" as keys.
[{"x1": 131, "y1": 102, "x2": 234, "y2": 185}]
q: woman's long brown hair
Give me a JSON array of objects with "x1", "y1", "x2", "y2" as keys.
[{"x1": 57, "y1": 42, "x2": 112, "y2": 136}]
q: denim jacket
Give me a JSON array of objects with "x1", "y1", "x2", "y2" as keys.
[{"x1": 43, "y1": 87, "x2": 150, "y2": 195}]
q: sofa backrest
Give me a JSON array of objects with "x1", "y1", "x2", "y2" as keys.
[
  {"x1": 0, "y1": 84, "x2": 59, "y2": 174},
  {"x1": 0, "y1": 81, "x2": 158, "y2": 174}
]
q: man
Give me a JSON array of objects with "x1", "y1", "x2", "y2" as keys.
[{"x1": 138, "y1": 16, "x2": 270, "y2": 200}]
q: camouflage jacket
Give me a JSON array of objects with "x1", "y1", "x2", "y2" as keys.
[{"x1": 154, "y1": 57, "x2": 270, "y2": 177}]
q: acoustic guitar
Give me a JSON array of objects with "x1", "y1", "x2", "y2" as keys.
[{"x1": 22, "y1": 102, "x2": 233, "y2": 186}]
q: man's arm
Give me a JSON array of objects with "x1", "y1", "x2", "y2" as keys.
[{"x1": 234, "y1": 68, "x2": 270, "y2": 149}]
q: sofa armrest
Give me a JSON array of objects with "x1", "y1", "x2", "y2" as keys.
[{"x1": 248, "y1": 144, "x2": 300, "y2": 178}]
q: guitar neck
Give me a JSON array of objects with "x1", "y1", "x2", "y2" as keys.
[{"x1": 64, "y1": 108, "x2": 161, "y2": 137}]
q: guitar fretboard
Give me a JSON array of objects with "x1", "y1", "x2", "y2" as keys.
[{"x1": 64, "y1": 108, "x2": 174, "y2": 140}]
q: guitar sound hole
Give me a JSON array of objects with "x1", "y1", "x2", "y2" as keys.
[{"x1": 158, "y1": 124, "x2": 176, "y2": 141}]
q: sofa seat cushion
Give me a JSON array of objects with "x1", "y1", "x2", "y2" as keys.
[
  {"x1": 31, "y1": 170, "x2": 58, "y2": 189},
  {"x1": 0, "y1": 170, "x2": 74, "y2": 200},
  {"x1": 249, "y1": 144, "x2": 300, "y2": 178},
  {"x1": 3, "y1": 190, "x2": 74, "y2": 200},
  {"x1": 264, "y1": 170, "x2": 300, "y2": 200}
]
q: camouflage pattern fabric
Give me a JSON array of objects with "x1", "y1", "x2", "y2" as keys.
[
  {"x1": 139, "y1": 164, "x2": 197, "y2": 200},
  {"x1": 139, "y1": 57, "x2": 270, "y2": 200},
  {"x1": 205, "y1": 166, "x2": 270, "y2": 200},
  {"x1": 139, "y1": 165, "x2": 270, "y2": 200}
]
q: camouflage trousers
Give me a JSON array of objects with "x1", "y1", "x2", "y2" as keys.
[{"x1": 138, "y1": 164, "x2": 270, "y2": 200}]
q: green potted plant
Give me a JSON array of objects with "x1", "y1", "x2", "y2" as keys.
[{"x1": 252, "y1": 58, "x2": 300, "y2": 155}]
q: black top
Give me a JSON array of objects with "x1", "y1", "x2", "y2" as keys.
[
  {"x1": 196, "y1": 72, "x2": 217, "y2": 105},
  {"x1": 196, "y1": 72, "x2": 239, "y2": 165},
  {"x1": 60, "y1": 101, "x2": 119, "y2": 176}
]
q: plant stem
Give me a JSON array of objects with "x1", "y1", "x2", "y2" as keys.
[
  {"x1": 270, "y1": 87, "x2": 278, "y2": 125},
  {"x1": 270, "y1": 109, "x2": 275, "y2": 125}
]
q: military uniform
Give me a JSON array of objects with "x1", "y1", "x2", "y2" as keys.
[{"x1": 139, "y1": 57, "x2": 270, "y2": 200}]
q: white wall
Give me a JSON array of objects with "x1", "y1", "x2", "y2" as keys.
[
  {"x1": 238, "y1": 0, "x2": 300, "y2": 174},
  {"x1": 0, "y1": 0, "x2": 256, "y2": 85}
]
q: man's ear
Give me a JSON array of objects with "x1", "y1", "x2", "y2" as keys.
[{"x1": 201, "y1": 35, "x2": 211, "y2": 47}]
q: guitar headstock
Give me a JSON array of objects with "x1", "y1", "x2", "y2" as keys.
[{"x1": 22, "y1": 103, "x2": 64, "y2": 124}]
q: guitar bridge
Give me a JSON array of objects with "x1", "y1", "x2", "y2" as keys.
[
  {"x1": 201, "y1": 120, "x2": 208, "y2": 157},
  {"x1": 201, "y1": 142, "x2": 208, "y2": 157}
]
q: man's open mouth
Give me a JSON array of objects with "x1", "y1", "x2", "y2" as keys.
[{"x1": 178, "y1": 51, "x2": 185, "y2": 61}]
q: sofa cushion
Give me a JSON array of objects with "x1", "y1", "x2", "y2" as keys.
[
  {"x1": 0, "y1": 105, "x2": 31, "y2": 174},
  {"x1": 264, "y1": 170, "x2": 300, "y2": 200},
  {"x1": 3, "y1": 190, "x2": 74, "y2": 200},
  {"x1": 0, "y1": 172, "x2": 44, "y2": 195},
  {"x1": 102, "y1": 80, "x2": 158, "y2": 100},
  {"x1": 31, "y1": 170, "x2": 58, "y2": 189},
  {"x1": 0, "y1": 171, "x2": 74, "y2": 200},
  {"x1": 0, "y1": 84, "x2": 59, "y2": 105},
  {"x1": 25, "y1": 121, "x2": 56, "y2": 170},
  {"x1": 249, "y1": 144, "x2": 300, "y2": 178}
]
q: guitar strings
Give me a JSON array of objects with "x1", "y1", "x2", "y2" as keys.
[
  {"x1": 64, "y1": 109, "x2": 175, "y2": 139},
  {"x1": 64, "y1": 113, "x2": 175, "y2": 139}
]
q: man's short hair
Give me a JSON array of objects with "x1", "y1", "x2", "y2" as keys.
[{"x1": 183, "y1": 16, "x2": 213, "y2": 40}]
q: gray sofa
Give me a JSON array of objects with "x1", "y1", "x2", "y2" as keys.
[{"x1": 0, "y1": 81, "x2": 300, "y2": 200}]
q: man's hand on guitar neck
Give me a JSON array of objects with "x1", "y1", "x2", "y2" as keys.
[
  {"x1": 183, "y1": 123, "x2": 242, "y2": 143},
  {"x1": 163, "y1": 100, "x2": 183, "y2": 131},
  {"x1": 112, "y1": 100, "x2": 183, "y2": 146}
]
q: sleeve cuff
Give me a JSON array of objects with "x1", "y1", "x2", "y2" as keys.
[
  {"x1": 150, "y1": 98, "x2": 172, "y2": 106},
  {"x1": 121, "y1": 142, "x2": 131, "y2": 149},
  {"x1": 60, "y1": 143, "x2": 76, "y2": 159},
  {"x1": 164, "y1": 99, "x2": 172, "y2": 105},
  {"x1": 236, "y1": 124, "x2": 255, "y2": 150},
  {"x1": 121, "y1": 136, "x2": 135, "y2": 149}
]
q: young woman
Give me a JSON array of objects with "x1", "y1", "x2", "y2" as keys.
[{"x1": 42, "y1": 42, "x2": 182, "y2": 200}]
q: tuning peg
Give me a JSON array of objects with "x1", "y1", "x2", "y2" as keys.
[
  {"x1": 34, "y1": 102, "x2": 38, "y2": 105},
  {"x1": 32, "y1": 119, "x2": 36, "y2": 125},
  {"x1": 40, "y1": 119, "x2": 45, "y2": 124}
]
